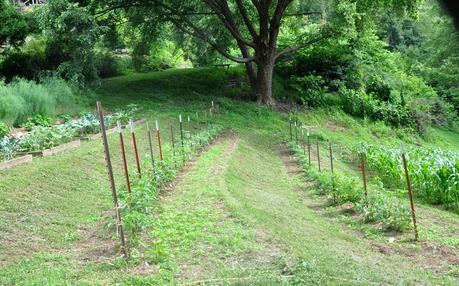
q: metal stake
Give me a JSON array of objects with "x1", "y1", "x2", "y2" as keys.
[
  {"x1": 129, "y1": 120, "x2": 141, "y2": 177},
  {"x1": 294, "y1": 120, "x2": 298, "y2": 144},
  {"x1": 96, "y1": 101, "x2": 127, "y2": 258},
  {"x1": 289, "y1": 118, "x2": 292, "y2": 141},
  {"x1": 117, "y1": 121, "x2": 131, "y2": 194},
  {"x1": 187, "y1": 115, "x2": 193, "y2": 147}
]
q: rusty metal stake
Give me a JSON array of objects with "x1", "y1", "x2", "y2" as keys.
[
  {"x1": 146, "y1": 122, "x2": 155, "y2": 171},
  {"x1": 401, "y1": 145, "x2": 419, "y2": 241},
  {"x1": 129, "y1": 120, "x2": 141, "y2": 177},
  {"x1": 316, "y1": 134, "x2": 321, "y2": 172},
  {"x1": 117, "y1": 121, "x2": 131, "y2": 194},
  {"x1": 156, "y1": 120, "x2": 163, "y2": 161},
  {"x1": 96, "y1": 101, "x2": 127, "y2": 258}
]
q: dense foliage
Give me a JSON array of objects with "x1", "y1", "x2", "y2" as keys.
[{"x1": 361, "y1": 144, "x2": 459, "y2": 209}]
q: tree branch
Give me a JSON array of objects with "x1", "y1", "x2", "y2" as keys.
[
  {"x1": 235, "y1": 0, "x2": 258, "y2": 40},
  {"x1": 275, "y1": 31, "x2": 332, "y2": 60}
]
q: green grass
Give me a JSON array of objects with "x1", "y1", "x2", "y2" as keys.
[{"x1": 0, "y1": 68, "x2": 458, "y2": 285}]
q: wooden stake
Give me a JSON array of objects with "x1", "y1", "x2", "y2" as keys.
[
  {"x1": 307, "y1": 128, "x2": 311, "y2": 166},
  {"x1": 360, "y1": 152, "x2": 368, "y2": 198},
  {"x1": 96, "y1": 101, "x2": 127, "y2": 258},
  {"x1": 401, "y1": 145, "x2": 419, "y2": 241}
]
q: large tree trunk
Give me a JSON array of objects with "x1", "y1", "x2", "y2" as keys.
[{"x1": 255, "y1": 57, "x2": 275, "y2": 105}]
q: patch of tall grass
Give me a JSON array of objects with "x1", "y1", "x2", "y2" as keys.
[{"x1": 0, "y1": 77, "x2": 78, "y2": 126}]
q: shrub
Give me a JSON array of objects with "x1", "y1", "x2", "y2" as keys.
[
  {"x1": 0, "y1": 77, "x2": 77, "y2": 126},
  {"x1": 0, "y1": 122, "x2": 9, "y2": 139},
  {"x1": 290, "y1": 74, "x2": 328, "y2": 107},
  {"x1": 95, "y1": 51, "x2": 120, "y2": 78}
]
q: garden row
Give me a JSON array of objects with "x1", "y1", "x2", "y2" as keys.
[
  {"x1": 0, "y1": 105, "x2": 140, "y2": 170},
  {"x1": 287, "y1": 118, "x2": 459, "y2": 238},
  {"x1": 96, "y1": 101, "x2": 223, "y2": 259}
]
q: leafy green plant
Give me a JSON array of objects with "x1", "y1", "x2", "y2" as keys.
[
  {"x1": 360, "y1": 143, "x2": 459, "y2": 209},
  {"x1": 356, "y1": 180, "x2": 411, "y2": 231},
  {"x1": 116, "y1": 123, "x2": 223, "y2": 258},
  {"x1": 0, "y1": 137, "x2": 19, "y2": 161},
  {"x1": 0, "y1": 122, "x2": 9, "y2": 139},
  {"x1": 22, "y1": 114, "x2": 54, "y2": 131},
  {"x1": 19, "y1": 125, "x2": 74, "y2": 152}
]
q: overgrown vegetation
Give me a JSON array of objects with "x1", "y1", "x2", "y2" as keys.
[
  {"x1": 288, "y1": 141, "x2": 411, "y2": 231},
  {"x1": 0, "y1": 76, "x2": 78, "y2": 126},
  {"x1": 117, "y1": 124, "x2": 223, "y2": 259}
]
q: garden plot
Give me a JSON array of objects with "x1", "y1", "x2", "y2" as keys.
[{"x1": 0, "y1": 105, "x2": 140, "y2": 168}]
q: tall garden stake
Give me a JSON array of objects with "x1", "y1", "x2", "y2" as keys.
[
  {"x1": 129, "y1": 119, "x2": 141, "y2": 177},
  {"x1": 117, "y1": 121, "x2": 131, "y2": 194},
  {"x1": 96, "y1": 101, "x2": 127, "y2": 258},
  {"x1": 289, "y1": 117, "x2": 292, "y2": 142},
  {"x1": 401, "y1": 144, "x2": 419, "y2": 241},
  {"x1": 156, "y1": 120, "x2": 163, "y2": 161},
  {"x1": 146, "y1": 122, "x2": 155, "y2": 171},
  {"x1": 316, "y1": 134, "x2": 321, "y2": 172}
]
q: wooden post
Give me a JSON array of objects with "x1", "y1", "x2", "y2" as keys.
[
  {"x1": 96, "y1": 101, "x2": 127, "y2": 258},
  {"x1": 117, "y1": 121, "x2": 131, "y2": 194},
  {"x1": 156, "y1": 120, "x2": 163, "y2": 161},
  {"x1": 129, "y1": 120, "x2": 141, "y2": 177},
  {"x1": 401, "y1": 144, "x2": 419, "y2": 241}
]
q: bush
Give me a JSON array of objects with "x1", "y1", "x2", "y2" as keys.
[
  {"x1": 95, "y1": 51, "x2": 120, "y2": 78},
  {"x1": 0, "y1": 122, "x2": 8, "y2": 139},
  {"x1": 0, "y1": 77, "x2": 77, "y2": 126},
  {"x1": 290, "y1": 74, "x2": 328, "y2": 107}
]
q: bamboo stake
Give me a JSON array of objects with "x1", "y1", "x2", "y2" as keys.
[{"x1": 401, "y1": 144, "x2": 419, "y2": 241}]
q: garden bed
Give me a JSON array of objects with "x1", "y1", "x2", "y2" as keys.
[
  {"x1": 0, "y1": 155, "x2": 33, "y2": 171},
  {"x1": 43, "y1": 139, "x2": 81, "y2": 157}
]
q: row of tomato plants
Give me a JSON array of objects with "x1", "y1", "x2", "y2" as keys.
[
  {"x1": 109, "y1": 124, "x2": 223, "y2": 260},
  {"x1": 288, "y1": 142, "x2": 412, "y2": 232}
]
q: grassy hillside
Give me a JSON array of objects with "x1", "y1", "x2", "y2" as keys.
[{"x1": 0, "y1": 68, "x2": 458, "y2": 285}]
